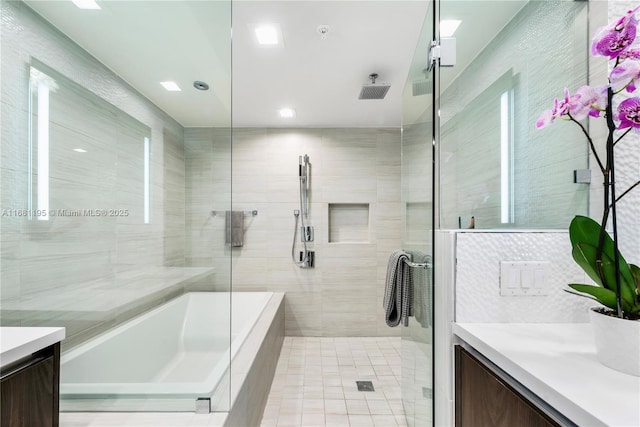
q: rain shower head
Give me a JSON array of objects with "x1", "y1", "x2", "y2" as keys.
[{"x1": 358, "y1": 73, "x2": 390, "y2": 100}]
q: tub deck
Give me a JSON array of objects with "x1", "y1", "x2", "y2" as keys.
[{"x1": 60, "y1": 292, "x2": 276, "y2": 413}]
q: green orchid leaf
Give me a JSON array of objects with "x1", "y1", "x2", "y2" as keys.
[
  {"x1": 568, "y1": 284, "x2": 619, "y2": 310},
  {"x1": 571, "y1": 242, "x2": 637, "y2": 307},
  {"x1": 570, "y1": 216, "x2": 613, "y2": 251},
  {"x1": 569, "y1": 215, "x2": 635, "y2": 295},
  {"x1": 568, "y1": 284, "x2": 636, "y2": 313},
  {"x1": 630, "y1": 264, "x2": 640, "y2": 297},
  {"x1": 571, "y1": 242, "x2": 603, "y2": 287}
]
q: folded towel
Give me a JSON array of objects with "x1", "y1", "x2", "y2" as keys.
[
  {"x1": 409, "y1": 250, "x2": 432, "y2": 328},
  {"x1": 383, "y1": 250, "x2": 414, "y2": 327},
  {"x1": 225, "y1": 211, "x2": 244, "y2": 247}
]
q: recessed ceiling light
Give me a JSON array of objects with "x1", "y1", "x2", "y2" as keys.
[
  {"x1": 279, "y1": 108, "x2": 296, "y2": 118},
  {"x1": 251, "y1": 23, "x2": 284, "y2": 46},
  {"x1": 440, "y1": 20, "x2": 462, "y2": 37},
  {"x1": 160, "y1": 81, "x2": 181, "y2": 92},
  {"x1": 255, "y1": 25, "x2": 279, "y2": 45},
  {"x1": 193, "y1": 81, "x2": 209, "y2": 91},
  {"x1": 72, "y1": 0, "x2": 101, "y2": 10},
  {"x1": 72, "y1": 148, "x2": 87, "y2": 153}
]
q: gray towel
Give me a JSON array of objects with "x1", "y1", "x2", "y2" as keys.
[
  {"x1": 383, "y1": 250, "x2": 414, "y2": 327},
  {"x1": 409, "y1": 250, "x2": 432, "y2": 328},
  {"x1": 225, "y1": 211, "x2": 244, "y2": 247}
]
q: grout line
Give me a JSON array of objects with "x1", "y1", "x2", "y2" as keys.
[{"x1": 261, "y1": 337, "x2": 407, "y2": 427}]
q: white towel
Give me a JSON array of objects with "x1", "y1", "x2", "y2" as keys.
[{"x1": 383, "y1": 250, "x2": 413, "y2": 327}]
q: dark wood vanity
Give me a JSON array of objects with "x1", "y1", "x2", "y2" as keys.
[
  {"x1": 1, "y1": 342, "x2": 61, "y2": 427},
  {"x1": 455, "y1": 345, "x2": 560, "y2": 427}
]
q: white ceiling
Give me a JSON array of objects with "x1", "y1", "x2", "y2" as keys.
[
  {"x1": 232, "y1": 1, "x2": 429, "y2": 128},
  {"x1": 24, "y1": 0, "x2": 526, "y2": 128}
]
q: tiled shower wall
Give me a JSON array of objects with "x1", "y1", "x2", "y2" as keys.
[
  {"x1": 185, "y1": 128, "x2": 402, "y2": 337},
  {"x1": 0, "y1": 1, "x2": 193, "y2": 348}
]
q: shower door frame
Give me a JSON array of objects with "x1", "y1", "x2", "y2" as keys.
[{"x1": 399, "y1": 0, "x2": 438, "y2": 425}]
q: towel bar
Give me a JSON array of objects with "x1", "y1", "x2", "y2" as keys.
[
  {"x1": 211, "y1": 210, "x2": 258, "y2": 217},
  {"x1": 403, "y1": 258, "x2": 431, "y2": 269}
]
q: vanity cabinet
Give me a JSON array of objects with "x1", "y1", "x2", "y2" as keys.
[
  {"x1": 0, "y1": 343, "x2": 60, "y2": 427},
  {"x1": 455, "y1": 345, "x2": 559, "y2": 427}
]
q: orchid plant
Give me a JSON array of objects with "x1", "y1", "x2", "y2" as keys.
[{"x1": 536, "y1": 6, "x2": 640, "y2": 320}]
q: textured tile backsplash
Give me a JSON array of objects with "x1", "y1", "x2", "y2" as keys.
[{"x1": 455, "y1": 231, "x2": 594, "y2": 323}]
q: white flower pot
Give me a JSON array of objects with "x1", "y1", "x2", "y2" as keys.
[{"x1": 589, "y1": 307, "x2": 640, "y2": 377}]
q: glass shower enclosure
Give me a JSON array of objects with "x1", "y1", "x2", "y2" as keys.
[
  {"x1": 400, "y1": 1, "x2": 435, "y2": 425},
  {"x1": 0, "y1": 0, "x2": 232, "y2": 413}
]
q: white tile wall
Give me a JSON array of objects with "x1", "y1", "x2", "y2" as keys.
[{"x1": 184, "y1": 128, "x2": 402, "y2": 337}]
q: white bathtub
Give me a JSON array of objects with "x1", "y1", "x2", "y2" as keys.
[{"x1": 60, "y1": 292, "x2": 273, "y2": 412}]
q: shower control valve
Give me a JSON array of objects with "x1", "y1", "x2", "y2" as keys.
[
  {"x1": 300, "y1": 250, "x2": 315, "y2": 268},
  {"x1": 301, "y1": 225, "x2": 314, "y2": 242}
]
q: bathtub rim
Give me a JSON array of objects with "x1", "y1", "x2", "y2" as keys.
[{"x1": 60, "y1": 291, "x2": 273, "y2": 399}]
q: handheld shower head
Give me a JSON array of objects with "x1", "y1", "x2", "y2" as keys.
[{"x1": 299, "y1": 154, "x2": 310, "y2": 182}]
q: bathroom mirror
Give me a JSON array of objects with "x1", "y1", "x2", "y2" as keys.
[
  {"x1": 28, "y1": 59, "x2": 152, "y2": 227},
  {"x1": 439, "y1": 0, "x2": 590, "y2": 229}
]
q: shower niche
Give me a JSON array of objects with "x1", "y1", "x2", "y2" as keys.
[{"x1": 328, "y1": 203, "x2": 370, "y2": 243}]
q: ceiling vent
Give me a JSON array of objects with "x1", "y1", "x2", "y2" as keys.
[{"x1": 412, "y1": 69, "x2": 431, "y2": 96}]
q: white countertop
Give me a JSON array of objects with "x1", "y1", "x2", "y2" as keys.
[
  {"x1": 454, "y1": 323, "x2": 640, "y2": 427},
  {"x1": 0, "y1": 327, "x2": 66, "y2": 367}
]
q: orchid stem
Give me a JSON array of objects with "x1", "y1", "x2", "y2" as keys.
[
  {"x1": 615, "y1": 180, "x2": 640, "y2": 204},
  {"x1": 569, "y1": 115, "x2": 606, "y2": 174},
  {"x1": 613, "y1": 128, "x2": 631, "y2": 146},
  {"x1": 604, "y1": 87, "x2": 623, "y2": 318}
]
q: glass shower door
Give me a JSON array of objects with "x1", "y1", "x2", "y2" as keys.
[
  {"x1": 400, "y1": 1, "x2": 435, "y2": 425},
  {"x1": 0, "y1": 0, "x2": 232, "y2": 413}
]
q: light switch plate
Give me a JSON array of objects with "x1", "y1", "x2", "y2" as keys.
[{"x1": 500, "y1": 261, "x2": 550, "y2": 296}]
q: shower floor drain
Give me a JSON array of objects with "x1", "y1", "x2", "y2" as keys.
[{"x1": 356, "y1": 381, "x2": 375, "y2": 392}]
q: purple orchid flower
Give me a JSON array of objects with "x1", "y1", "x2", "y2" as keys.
[
  {"x1": 592, "y1": 6, "x2": 640, "y2": 59},
  {"x1": 535, "y1": 88, "x2": 580, "y2": 128},
  {"x1": 570, "y1": 85, "x2": 609, "y2": 119},
  {"x1": 618, "y1": 48, "x2": 640, "y2": 61},
  {"x1": 617, "y1": 97, "x2": 640, "y2": 132},
  {"x1": 610, "y1": 60, "x2": 640, "y2": 92}
]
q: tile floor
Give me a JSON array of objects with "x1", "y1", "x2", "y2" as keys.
[{"x1": 260, "y1": 336, "x2": 406, "y2": 427}]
